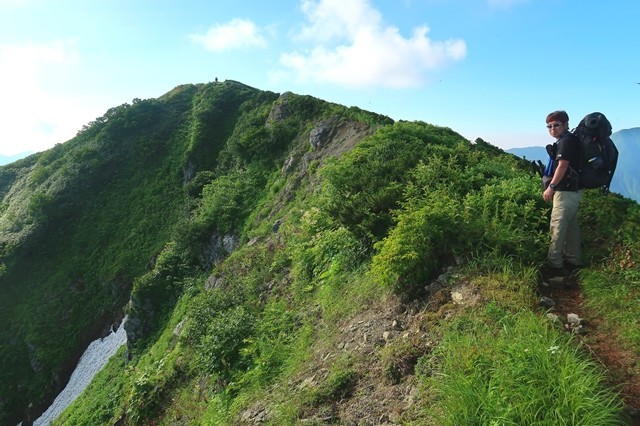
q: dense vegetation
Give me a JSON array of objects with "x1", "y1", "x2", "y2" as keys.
[{"x1": 1, "y1": 80, "x2": 638, "y2": 425}]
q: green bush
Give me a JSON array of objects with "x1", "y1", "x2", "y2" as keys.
[
  {"x1": 462, "y1": 176, "x2": 548, "y2": 263},
  {"x1": 290, "y1": 207, "x2": 366, "y2": 291},
  {"x1": 370, "y1": 191, "x2": 463, "y2": 296},
  {"x1": 233, "y1": 299, "x2": 299, "y2": 389},
  {"x1": 126, "y1": 355, "x2": 181, "y2": 424},
  {"x1": 195, "y1": 306, "x2": 255, "y2": 376},
  {"x1": 180, "y1": 287, "x2": 242, "y2": 347},
  {"x1": 319, "y1": 121, "x2": 461, "y2": 244},
  {"x1": 196, "y1": 168, "x2": 265, "y2": 235}
]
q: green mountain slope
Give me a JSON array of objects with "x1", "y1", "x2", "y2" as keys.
[
  {"x1": 0, "y1": 81, "x2": 280, "y2": 422},
  {"x1": 1, "y1": 81, "x2": 639, "y2": 425}
]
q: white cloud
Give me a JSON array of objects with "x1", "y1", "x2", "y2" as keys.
[
  {"x1": 190, "y1": 18, "x2": 267, "y2": 52},
  {"x1": 0, "y1": 40, "x2": 91, "y2": 156},
  {"x1": 279, "y1": 0, "x2": 466, "y2": 89},
  {"x1": 0, "y1": 40, "x2": 79, "y2": 79},
  {"x1": 295, "y1": 0, "x2": 382, "y2": 43}
]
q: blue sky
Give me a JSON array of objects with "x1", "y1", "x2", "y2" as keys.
[{"x1": 1, "y1": 0, "x2": 638, "y2": 156}]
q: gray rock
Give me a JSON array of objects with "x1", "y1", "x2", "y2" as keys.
[
  {"x1": 204, "y1": 275, "x2": 224, "y2": 291},
  {"x1": 546, "y1": 313, "x2": 559, "y2": 322},
  {"x1": 202, "y1": 233, "x2": 239, "y2": 268},
  {"x1": 173, "y1": 319, "x2": 186, "y2": 337},
  {"x1": 26, "y1": 342, "x2": 44, "y2": 373},
  {"x1": 266, "y1": 92, "x2": 293, "y2": 125},
  {"x1": 309, "y1": 123, "x2": 332, "y2": 149},
  {"x1": 567, "y1": 313, "x2": 582, "y2": 326},
  {"x1": 539, "y1": 296, "x2": 555, "y2": 308}
]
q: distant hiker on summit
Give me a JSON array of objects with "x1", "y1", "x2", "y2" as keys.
[{"x1": 542, "y1": 110, "x2": 582, "y2": 277}]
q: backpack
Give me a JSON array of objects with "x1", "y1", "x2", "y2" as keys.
[{"x1": 571, "y1": 112, "x2": 618, "y2": 194}]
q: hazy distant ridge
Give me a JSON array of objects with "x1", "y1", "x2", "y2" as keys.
[{"x1": 0, "y1": 152, "x2": 33, "y2": 166}]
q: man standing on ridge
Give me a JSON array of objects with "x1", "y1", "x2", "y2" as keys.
[{"x1": 542, "y1": 110, "x2": 582, "y2": 278}]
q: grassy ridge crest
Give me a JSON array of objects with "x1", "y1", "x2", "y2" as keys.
[{"x1": 1, "y1": 81, "x2": 638, "y2": 425}]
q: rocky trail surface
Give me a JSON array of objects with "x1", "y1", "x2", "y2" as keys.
[{"x1": 538, "y1": 273, "x2": 640, "y2": 425}]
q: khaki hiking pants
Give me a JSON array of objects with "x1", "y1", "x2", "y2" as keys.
[{"x1": 548, "y1": 190, "x2": 582, "y2": 269}]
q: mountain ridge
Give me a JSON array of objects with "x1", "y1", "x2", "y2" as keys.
[{"x1": 1, "y1": 81, "x2": 639, "y2": 425}]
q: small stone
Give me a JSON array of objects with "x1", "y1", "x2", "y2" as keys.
[
  {"x1": 382, "y1": 331, "x2": 391, "y2": 341},
  {"x1": 173, "y1": 319, "x2": 186, "y2": 337},
  {"x1": 546, "y1": 313, "x2": 559, "y2": 322},
  {"x1": 539, "y1": 296, "x2": 555, "y2": 308},
  {"x1": 567, "y1": 313, "x2": 582, "y2": 326},
  {"x1": 450, "y1": 291, "x2": 463, "y2": 304}
]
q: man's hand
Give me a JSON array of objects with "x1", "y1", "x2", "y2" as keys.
[{"x1": 544, "y1": 159, "x2": 569, "y2": 202}]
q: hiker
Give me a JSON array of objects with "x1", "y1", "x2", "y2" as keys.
[{"x1": 542, "y1": 110, "x2": 582, "y2": 276}]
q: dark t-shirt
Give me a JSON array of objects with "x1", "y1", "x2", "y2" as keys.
[{"x1": 553, "y1": 130, "x2": 580, "y2": 191}]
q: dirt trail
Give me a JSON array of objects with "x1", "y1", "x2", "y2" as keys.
[{"x1": 538, "y1": 275, "x2": 640, "y2": 425}]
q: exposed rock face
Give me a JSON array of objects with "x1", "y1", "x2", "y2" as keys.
[
  {"x1": 309, "y1": 121, "x2": 334, "y2": 149},
  {"x1": 266, "y1": 92, "x2": 294, "y2": 125},
  {"x1": 204, "y1": 274, "x2": 224, "y2": 291},
  {"x1": 202, "y1": 233, "x2": 239, "y2": 269},
  {"x1": 124, "y1": 296, "x2": 155, "y2": 344}
]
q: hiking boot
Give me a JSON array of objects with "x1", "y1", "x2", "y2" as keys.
[
  {"x1": 542, "y1": 265, "x2": 568, "y2": 279},
  {"x1": 546, "y1": 275, "x2": 567, "y2": 289},
  {"x1": 563, "y1": 262, "x2": 582, "y2": 274}
]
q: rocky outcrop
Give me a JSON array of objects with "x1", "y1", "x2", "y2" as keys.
[
  {"x1": 201, "y1": 233, "x2": 239, "y2": 270},
  {"x1": 266, "y1": 92, "x2": 294, "y2": 126}
]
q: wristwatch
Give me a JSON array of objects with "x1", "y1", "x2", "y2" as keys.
[{"x1": 549, "y1": 183, "x2": 557, "y2": 190}]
